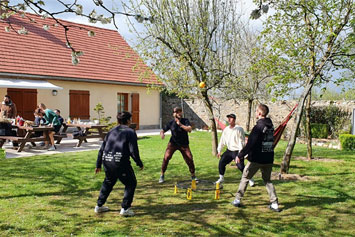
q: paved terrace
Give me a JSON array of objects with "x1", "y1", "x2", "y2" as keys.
[{"x1": 3, "y1": 129, "x2": 169, "y2": 159}]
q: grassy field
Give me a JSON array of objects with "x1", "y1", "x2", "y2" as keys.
[{"x1": 0, "y1": 131, "x2": 354, "y2": 236}]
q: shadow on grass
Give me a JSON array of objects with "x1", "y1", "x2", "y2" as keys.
[
  {"x1": 138, "y1": 136, "x2": 151, "y2": 140},
  {"x1": 282, "y1": 185, "x2": 354, "y2": 212},
  {"x1": 136, "y1": 202, "x2": 239, "y2": 236}
]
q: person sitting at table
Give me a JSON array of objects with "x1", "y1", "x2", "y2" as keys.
[
  {"x1": 54, "y1": 109, "x2": 64, "y2": 128},
  {"x1": 34, "y1": 108, "x2": 46, "y2": 126},
  {"x1": 0, "y1": 95, "x2": 17, "y2": 119},
  {"x1": 38, "y1": 103, "x2": 61, "y2": 151},
  {"x1": 30, "y1": 108, "x2": 47, "y2": 147}
]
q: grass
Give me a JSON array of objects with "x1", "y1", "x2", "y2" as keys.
[{"x1": 0, "y1": 131, "x2": 354, "y2": 236}]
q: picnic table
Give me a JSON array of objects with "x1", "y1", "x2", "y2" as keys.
[
  {"x1": 60, "y1": 123, "x2": 107, "y2": 147},
  {"x1": 0, "y1": 125, "x2": 53, "y2": 152}
]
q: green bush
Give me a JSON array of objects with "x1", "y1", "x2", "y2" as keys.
[
  {"x1": 339, "y1": 134, "x2": 355, "y2": 150},
  {"x1": 311, "y1": 123, "x2": 329, "y2": 138},
  {"x1": 310, "y1": 105, "x2": 351, "y2": 138},
  {"x1": 0, "y1": 149, "x2": 5, "y2": 159}
]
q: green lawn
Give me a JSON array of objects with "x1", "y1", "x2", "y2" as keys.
[{"x1": 0, "y1": 131, "x2": 354, "y2": 236}]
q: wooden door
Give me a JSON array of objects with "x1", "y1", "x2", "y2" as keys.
[
  {"x1": 131, "y1": 93, "x2": 139, "y2": 129},
  {"x1": 7, "y1": 88, "x2": 37, "y2": 120},
  {"x1": 69, "y1": 90, "x2": 90, "y2": 119}
]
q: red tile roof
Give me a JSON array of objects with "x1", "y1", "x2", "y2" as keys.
[{"x1": 0, "y1": 13, "x2": 159, "y2": 85}]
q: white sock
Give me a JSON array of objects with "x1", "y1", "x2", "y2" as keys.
[{"x1": 219, "y1": 175, "x2": 224, "y2": 179}]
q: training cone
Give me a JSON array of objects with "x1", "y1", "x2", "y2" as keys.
[
  {"x1": 174, "y1": 184, "x2": 178, "y2": 194},
  {"x1": 214, "y1": 189, "x2": 220, "y2": 200},
  {"x1": 187, "y1": 188, "x2": 192, "y2": 200},
  {"x1": 191, "y1": 179, "x2": 197, "y2": 190},
  {"x1": 215, "y1": 182, "x2": 220, "y2": 200}
]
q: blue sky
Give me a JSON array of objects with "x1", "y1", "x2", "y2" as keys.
[
  {"x1": 8, "y1": 0, "x2": 353, "y2": 95},
  {"x1": 8, "y1": 0, "x2": 265, "y2": 45}
]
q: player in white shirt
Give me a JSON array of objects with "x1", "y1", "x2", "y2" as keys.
[{"x1": 215, "y1": 114, "x2": 254, "y2": 186}]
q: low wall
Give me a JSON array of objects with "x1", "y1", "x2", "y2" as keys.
[{"x1": 162, "y1": 94, "x2": 355, "y2": 138}]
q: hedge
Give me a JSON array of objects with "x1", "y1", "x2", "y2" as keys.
[
  {"x1": 339, "y1": 134, "x2": 355, "y2": 151},
  {"x1": 311, "y1": 123, "x2": 329, "y2": 139}
]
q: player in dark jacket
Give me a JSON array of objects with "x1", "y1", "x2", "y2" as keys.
[
  {"x1": 94, "y1": 112, "x2": 144, "y2": 217},
  {"x1": 232, "y1": 104, "x2": 281, "y2": 212}
]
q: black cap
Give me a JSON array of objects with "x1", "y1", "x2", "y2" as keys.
[{"x1": 226, "y1": 114, "x2": 236, "y2": 119}]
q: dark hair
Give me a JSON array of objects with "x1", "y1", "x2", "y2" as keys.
[
  {"x1": 258, "y1": 104, "x2": 269, "y2": 117},
  {"x1": 34, "y1": 108, "x2": 44, "y2": 116},
  {"x1": 4, "y1": 95, "x2": 10, "y2": 99},
  {"x1": 117, "y1": 111, "x2": 132, "y2": 125},
  {"x1": 173, "y1": 107, "x2": 182, "y2": 113},
  {"x1": 54, "y1": 109, "x2": 61, "y2": 114}
]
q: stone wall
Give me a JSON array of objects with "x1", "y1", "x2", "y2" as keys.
[{"x1": 162, "y1": 94, "x2": 355, "y2": 138}]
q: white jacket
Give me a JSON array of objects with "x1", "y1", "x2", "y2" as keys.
[{"x1": 217, "y1": 125, "x2": 245, "y2": 153}]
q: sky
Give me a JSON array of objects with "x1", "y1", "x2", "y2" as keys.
[
  {"x1": 8, "y1": 0, "x2": 266, "y2": 45},
  {"x1": 7, "y1": 0, "x2": 353, "y2": 95}
]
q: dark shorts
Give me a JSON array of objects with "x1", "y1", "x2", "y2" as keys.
[{"x1": 53, "y1": 125, "x2": 61, "y2": 134}]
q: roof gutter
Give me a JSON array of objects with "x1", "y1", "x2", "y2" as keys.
[{"x1": 0, "y1": 72, "x2": 164, "y2": 88}]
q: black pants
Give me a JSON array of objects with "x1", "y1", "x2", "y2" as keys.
[
  {"x1": 97, "y1": 164, "x2": 137, "y2": 210},
  {"x1": 219, "y1": 150, "x2": 245, "y2": 175}
]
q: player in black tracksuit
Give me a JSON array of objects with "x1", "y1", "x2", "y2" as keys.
[{"x1": 95, "y1": 112, "x2": 143, "y2": 216}]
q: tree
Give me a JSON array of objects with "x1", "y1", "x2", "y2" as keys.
[
  {"x1": 125, "y1": 0, "x2": 246, "y2": 155},
  {"x1": 221, "y1": 26, "x2": 272, "y2": 131},
  {"x1": 260, "y1": 0, "x2": 354, "y2": 173}
]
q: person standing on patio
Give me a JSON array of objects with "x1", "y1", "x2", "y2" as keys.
[
  {"x1": 232, "y1": 104, "x2": 280, "y2": 212},
  {"x1": 159, "y1": 107, "x2": 197, "y2": 183},
  {"x1": 95, "y1": 112, "x2": 144, "y2": 217},
  {"x1": 38, "y1": 103, "x2": 61, "y2": 151},
  {"x1": 0, "y1": 95, "x2": 17, "y2": 118},
  {"x1": 214, "y1": 114, "x2": 254, "y2": 186}
]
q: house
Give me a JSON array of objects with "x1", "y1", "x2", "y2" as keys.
[{"x1": 0, "y1": 12, "x2": 162, "y2": 129}]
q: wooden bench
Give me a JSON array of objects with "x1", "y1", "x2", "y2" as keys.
[
  {"x1": 54, "y1": 133, "x2": 68, "y2": 144},
  {"x1": 0, "y1": 136, "x2": 26, "y2": 143},
  {"x1": 0, "y1": 135, "x2": 47, "y2": 152}
]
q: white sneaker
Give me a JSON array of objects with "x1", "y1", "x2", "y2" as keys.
[
  {"x1": 94, "y1": 205, "x2": 109, "y2": 213},
  {"x1": 159, "y1": 175, "x2": 165, "y2": 183},
  {"x1": 48, "y1": 146, "x2": 56, "y2": 151},
  {"x1": 249, "y1": 179, "x2": 255, "y2": 187},
  {"x1": 120, "y1": 208, "x2": 135, "y2": 217},
  {"x1": 269, "y1": 202, "x2": 281, "y2": 212},
  {"x1": 214, "y1": 177, "x2": 224, "y2": 184},
  {"x1": 231, "y1": 199, "x2": 241, "y2": 207}
]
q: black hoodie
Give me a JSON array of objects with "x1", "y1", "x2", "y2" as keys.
[
  {"x1": 238, "y1": 118, "x2": 274, "y2": 164},
  {"x1": 96, "y1": 125, "x2": 143, "y2": 170}
]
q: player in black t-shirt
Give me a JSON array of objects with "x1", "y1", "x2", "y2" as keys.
[{"x1": 159, "y1": 107, "x2": 197, "y2": 183}]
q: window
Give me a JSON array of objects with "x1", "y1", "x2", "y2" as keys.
[{"x1": 117, "y1": 93, "x2": 128, "y2": 113}]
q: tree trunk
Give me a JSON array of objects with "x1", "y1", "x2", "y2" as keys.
[
  {"x1": 246, "y1": 99, "x2": 253, "y2": 132},
  {"x1": 305, "y1": 91, "x2": 312, "y2": 160},
  {"x1": 201, "y1": 92, "x2": 218, "y2": 156},
  {"x1": 280, "y1": 80, "x2": 314, "y2": 173}
]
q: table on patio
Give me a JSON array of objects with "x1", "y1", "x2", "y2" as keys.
[
  {"x1": 0, "y1": 125, "x2": 53, "y2": 152},
  {"x1": 60, "y1": 123, "x2": 108, "y2": 147}
]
